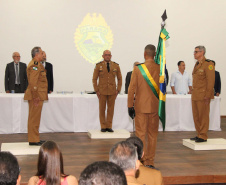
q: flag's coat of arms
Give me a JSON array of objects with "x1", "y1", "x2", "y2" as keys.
[{"x1": 74, "y1": 13, "x2": 113, "y2": 64}]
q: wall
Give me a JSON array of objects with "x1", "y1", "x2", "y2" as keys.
[{"x1": 0, "y1": 0, "x2": 225, "y2": 115}]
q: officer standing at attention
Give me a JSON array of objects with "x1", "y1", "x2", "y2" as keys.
[
  {"x1": 128, "y1": 44, "x2": 160, "y2": 169},
  {"x1": 190, "y1": 46, "x2": 215, "y2": 143},
  {"x1": 92, "y1": 50, "x2": 122, "y2": 132},
  {"x1": 24, "y1": 46, "x2": 48, "y2": 146}
]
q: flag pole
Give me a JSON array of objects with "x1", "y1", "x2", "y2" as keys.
[{"x1": 155, "y1": 10, "x2": 169, "y2": 131}]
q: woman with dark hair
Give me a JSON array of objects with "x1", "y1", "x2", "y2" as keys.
[{"x1": 28, "y1": 141, "x2": 78, "y2": 185}]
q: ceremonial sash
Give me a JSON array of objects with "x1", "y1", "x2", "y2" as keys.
[{"x1": 138, "y1": 64, "x2": 159, "y2": 99}]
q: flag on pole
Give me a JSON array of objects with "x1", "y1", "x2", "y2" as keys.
[{"x1": 155, "y1": 28, "x2": 169, "y2": 131}]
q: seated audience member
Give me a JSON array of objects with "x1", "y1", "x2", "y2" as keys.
[
  {"x1": 109, "y1": 141, "x2": 143, "y2": 185},
  {"x1": 125, "y1": 61, "x2": 140, "y2": 94},
  {"x1": 79, "y1": 161, "x2": 127, "y2": 185},
  {"x1": 170, "y1": 61, "x2": 192, "y2": 94},
  {"x1": 126, "y1": 136, "x2": 164, "y2": 185},
  {"x1": 0, "y1": 152, "x2": 21, "y2": 185},
  {"x1": 28, "y1": 141, "x2": 78, "y2": 185}
]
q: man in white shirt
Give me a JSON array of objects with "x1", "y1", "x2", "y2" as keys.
[{"x1": 170, "y1": 61, "x2": 192, "y2": 94}]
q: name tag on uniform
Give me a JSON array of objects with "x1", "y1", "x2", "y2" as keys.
[
  {"x1": 33, "y1": 67, "x2": 38, "y2": 70},
  {"x1": 198, "y1": 69, "x2": 204, "y2": 72},
  {"x1": 113, "y1": 69, "x2": 117, "y2": 72}
]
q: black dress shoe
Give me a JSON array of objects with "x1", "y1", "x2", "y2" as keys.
[
  {"x1": 195, "y1": 138, "x2": 207, "y2": 143},
  {"x1": 101, "y1": 128, "x2": 107, "y2": 132},
  {"x1": 106, "y1": 128, "x2": 114, "y2": 132},
  {"x1": 40, "y1": 140, "x2": 46, "y2": 144},
  {"x1": 29, "y1": 142, "x2": 42, "y2": 146},
  {"x1": 190, "y1": 136, "x2": 199, "y2": 141}
]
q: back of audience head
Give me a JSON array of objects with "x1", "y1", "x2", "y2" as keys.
[
  {"x1": 79, "y1": 161, "x2": 127, "y2": 185},
  {"x1": 126, "y1": 136, "x2": 143, "y2": 160},
  {"x1": 0, "y1": 152, "x2": 21, "y2": 185},
  {"x1": 109, "y1": 141, "x2": 139, "y2": 174},
  {"x1": 36, "y1": 141, "x2": 66, "y2": 185}
]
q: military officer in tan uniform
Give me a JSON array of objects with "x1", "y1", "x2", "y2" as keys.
[
  {"x1": 92, "y1": 50, "x2": 122, "y2": 132},
  {"x1": 128, "y1": 44, "x2": 160, "y2": 168},
  {"x1": 24, "y1": 46, "x2": 48, "y2": 146},
  {"x1": 191, "y1": 46, "x2": 215, "y2": 142}
]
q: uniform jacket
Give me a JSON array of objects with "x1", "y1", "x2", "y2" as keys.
[
  {"x1": 192, "y1": 58, "x2": 215, "y2": 101},
  {"x1": 24, "y1": 60, "x2": 48, "y2": 100},
  {"x1": 4, "y1": 61, "x2": 28, "y2": 92},
  {"x1": 125, "y1": 71, "x2": 132, "y2": 94},
  {"x1": 214, "y1": 70, "x2": 221, "y2": 95},
  {"x1": 136, "y1": 163, "x2": 164, "y2": 185},
  {"x1": 128, "y1": 59, "x2": 160, "y2": 113},
  {"x1": 45, "y1": 62, "x2": 54, "y2": 93},
  {"x1": 92, "y1": 61, "x2": 122, "y2": 95}
]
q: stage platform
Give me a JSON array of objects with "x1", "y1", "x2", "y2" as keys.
[{"x1": 0, "y1": 118, "x2": 226, "y2": 185}]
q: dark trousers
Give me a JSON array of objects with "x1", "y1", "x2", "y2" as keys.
[{"x1": 15, "y1": 84, "x2": 23, "y2": 93}]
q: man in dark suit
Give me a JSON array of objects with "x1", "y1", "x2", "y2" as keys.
[
  {"x1": 165, "y1": 68, "x2": 169, "y2": 86},
  {"x1": 210, "y1": 60, "x2": 221, "y2": 96},
  {"x1": 214, "y1": 70, "x2": 221, "y2": 96},
  {"x1": 42, "y1": 51, "x2": 54, "y2": 93},
  {"x1": 4, "y1": 52, "x2": 28, "y2": 93},
  {"x1": 125, "y1": 62, "x2": 139, "y2": 94}
]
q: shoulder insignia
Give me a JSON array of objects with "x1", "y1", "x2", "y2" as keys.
[
  {"x1": 34, "y1": 61, "x2": 38, "y2": 65},
  {"x1": 96, "y1": 61, "x2": 102, "y2": 65},
  {"x1": 206, "y1": 59, "x2": 215, "y2": 66},
  {"x1": 208, "y1": 65, "x2": 214, "y2": 70},
  {"x1": 33, "y1": 67, "x2": 38, "y2": 71},
  {"x1": 137, "y1": 63, "x2": 144, "y2": 66},
  {"x1": 206, "y1": 59, "x2": 215, "y2": 63},
  {"x1": 112, "y1": 61, "x2": 119, "y2": 65}
]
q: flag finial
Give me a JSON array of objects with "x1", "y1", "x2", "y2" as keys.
[{"x1": 161, "y1": 10, "x2": 167, "y2": 28}]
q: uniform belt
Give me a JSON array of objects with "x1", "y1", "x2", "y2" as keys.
[{"x1": 15, "y1": 84, "x2": 20, "y2": 86}]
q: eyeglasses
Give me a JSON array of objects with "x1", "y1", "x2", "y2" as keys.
[{"x1": 194, "y1": 51, "x2": 202, "y2": 54}]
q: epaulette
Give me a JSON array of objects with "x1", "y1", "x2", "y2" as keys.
[
  {"x1": 112, "y1": 61, "x2": 119, "y2": 65},
  {"x1": 136, "y1": 63, "x2": 144, "y2": 66},
  {"x1": 95, "y1": 61, "x2": 102, "y2": 65},
  {"x1": 206, "y1": 59, "x2": 215, "y2": 62},
  {"x1": 34, "y1": 61, "x2": 38, "y2": 65},
  {"x1": 206, "y1": 59, "x2": 215, "y2": 65}
]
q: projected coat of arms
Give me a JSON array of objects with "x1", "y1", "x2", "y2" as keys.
[{"x1": 74, "y1": 13, "x2": 113, "y2": 64}]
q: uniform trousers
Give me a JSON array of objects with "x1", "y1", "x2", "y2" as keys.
[
  {"x1": 99, "y1": 94, "x2": 116, "y2": 129},
  {"x1": 28, "y1": 99, "x2": 44, "y2": 142},
  {"x1": 135, "y1": 112, "x2": 159, "y2": 166},
  {"x1": 192, "y1": 100, "x2": 210, "y2": 140}
]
